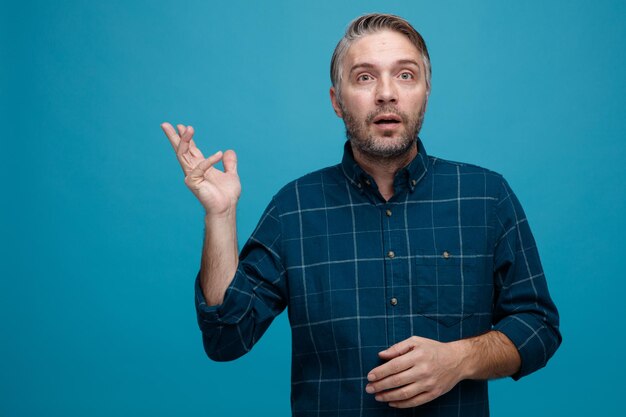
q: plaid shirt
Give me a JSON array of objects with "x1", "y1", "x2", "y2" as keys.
[{"x1": 195, "y1": 139, "x2": 561, "y2": 416}]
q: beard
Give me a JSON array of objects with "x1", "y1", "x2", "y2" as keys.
[{"x1": 341, "y1": 102, "x2": 426, "y2": 160}]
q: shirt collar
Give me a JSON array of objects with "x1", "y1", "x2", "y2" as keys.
[{"x1": 340, "y1": 138, "x2": 430, "y2": 195}]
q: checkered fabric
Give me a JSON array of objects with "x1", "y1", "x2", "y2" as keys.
[{"x1": 195, "y1": 139, "x2": 561, "y2": 416}]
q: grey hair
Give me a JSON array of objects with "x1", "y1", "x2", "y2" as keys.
[{"x1": 330, "y1": 13, "x2": 431, "y2": 99}]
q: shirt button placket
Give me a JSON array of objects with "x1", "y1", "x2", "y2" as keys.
[{"x1": 382, "y1": 203, "x2": 404, "y2": 343}]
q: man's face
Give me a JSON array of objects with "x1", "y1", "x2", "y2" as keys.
[{"x1": 330, "y1": 30, "x2": 429, "y2": 159}]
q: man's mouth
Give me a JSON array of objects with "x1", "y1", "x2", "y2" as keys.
[{"x1": 372, "y1": 114, "x2": 402, "y2": 126}]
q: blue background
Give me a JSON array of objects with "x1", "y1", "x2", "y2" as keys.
[{"x1": 2, "y1": 0, "x2": 625, "y2": 415}]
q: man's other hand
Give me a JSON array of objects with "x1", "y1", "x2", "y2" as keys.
[{"x1": 365, "y1": 336, "x2": 467, "y2": 408}]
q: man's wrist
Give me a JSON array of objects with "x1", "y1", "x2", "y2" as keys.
[
  {"x1": 448, "y1": 331, "x2": 522, "y2": 381},
  {"x1": 448, "y1": 338, "x2": 475, "y2": 381},
  {"x1": 204, "y1": 207, "x2": 236, "y2": 223}
]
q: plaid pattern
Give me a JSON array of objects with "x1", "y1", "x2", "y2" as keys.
[{"x1": 195, "y1": 139, "x2": 561, "y2": 416}]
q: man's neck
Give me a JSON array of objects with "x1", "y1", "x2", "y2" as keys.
[{"x1": 351, "y1": 142, "x2": 418, "y2": 201}]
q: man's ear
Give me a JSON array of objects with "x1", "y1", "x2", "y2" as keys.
[{"x1": 330, "y1": 87, "x2": 343, "y2": 118}]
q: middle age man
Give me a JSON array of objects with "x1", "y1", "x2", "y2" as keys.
[{"x1": 162, "y1": 13, "x2": 561, "y2": 416}]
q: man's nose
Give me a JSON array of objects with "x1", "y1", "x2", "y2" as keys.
[{"x1": 375, "y1": 77, "x2": 398, "y2": 104}]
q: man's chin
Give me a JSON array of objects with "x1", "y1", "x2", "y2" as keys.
[
  {"x1": 373, "y1": 135, "x2": 413, "y2": 150},
  {"x1": 355, "y1": 138, "x2": 416, "y2": 159}
]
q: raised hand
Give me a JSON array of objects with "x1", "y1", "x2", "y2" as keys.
[{"x1": 161, "y1": 122, "x2": 241, "y2": 216}]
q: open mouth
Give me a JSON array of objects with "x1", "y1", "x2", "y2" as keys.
[{"x1": 372, "y1": 114, "x2": 402, "y2": 126}]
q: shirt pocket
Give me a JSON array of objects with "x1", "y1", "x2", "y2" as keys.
[{"x1": 413, "y1": 249, "x2": 491, "y2": 328}]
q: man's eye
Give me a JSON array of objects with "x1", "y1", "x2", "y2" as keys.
[
  {"x1": 399, "y1": 72, "x2": 414, "y2": 80},
  {"x1": 358, "y1": 74, "x2": 372, "y2": 81}
]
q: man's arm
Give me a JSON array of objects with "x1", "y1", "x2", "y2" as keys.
[
  {"x1": 489, "y1": 178, "x2": 561, "y2": 379},
  {"x1": 200, "y1": 212, "x2": 238, "y2": 305},
  {"x1": 195, "y1": 198, "x2": 287, "y2": 361},
  {"x1": 364, "y1": 331, "x2": 520, "y2": 408},
  {"x1": 366, "y1": 177, "x2": 560, "y2": 409},
  {"x1": 161, "y1": 122, "x2": 241, "y2": 305},
  {"x1": 162, "y1": 122, "x2": 288, "y2": 361},
  {"x1": 455, "y1": 330, "x2": 521, "y2": 380}
]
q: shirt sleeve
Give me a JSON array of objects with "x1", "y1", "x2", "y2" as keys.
[
  {"x1": 491, "y1": 178, "x2": 562, "y2": 380},
  {"x1": 194, "y1": 197, "x2": 287, "y2": 361}
]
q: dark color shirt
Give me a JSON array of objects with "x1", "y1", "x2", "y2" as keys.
[{"x1": 195, "y1": 139, "x2": 561, "y2": 416}]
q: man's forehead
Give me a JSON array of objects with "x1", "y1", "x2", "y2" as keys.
[{"x1": 343, "y1": 30, "x2": 422, "y2": 67}]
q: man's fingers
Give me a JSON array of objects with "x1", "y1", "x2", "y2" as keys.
[
  {"x1": 182, "y1": 126, "x2": 195, "y2": 146},
  {"x1": 366, "y1": 368, "x2": 414, "y2": 394},
  {"x1": 161, "y1": 122, "x2": 181, "y2": 150},
  {"x1": 189, "y1": 139, "x2": 204, "y2": 158},
  {"x1": 379, "y1": 336, "x2": 423, "y2": 360},
  {"x1": 177, "y1": 125, "x2": 195, "y2": 156},
  {"x1": 373, "y1": 381, "x2": 424, "y2": 404},
  {"x1": 367, "y1": 338, "x2": 420, "y2": 382},
  {"x1": 387, "y1": 388, "x2": 435, "y2": 408},
  {"x1": 187, "y1": 151, "x2": 223, "y2": 181},
  {"x1": 222, "y1": 150, "x2": 238, "y2": 173},
  {"x1": 367, "y1": 353, "x2": 413, "y2": 382}
]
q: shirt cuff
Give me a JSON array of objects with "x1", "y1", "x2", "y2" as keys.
[
  {"x1": 194, "y1": 270, "x2": 253, "y2": 331},
  {"x1": 492, "y1": 314, "x2": 549, "y2": 381}
]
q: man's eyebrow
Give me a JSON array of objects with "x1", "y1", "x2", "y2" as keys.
[
  {"x1": 396, "y1": 59, "x2": 421, "y2": 68},
  {"x1": 349, "y1": 63, "x2": 375, "y2": 75},
  {"x1": 349, "y1": 59, "x2": 421, "y2": 75}
]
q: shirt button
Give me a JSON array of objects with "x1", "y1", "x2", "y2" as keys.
[
  {"x1": 443, "y1": 250, "x2": 450, "y2": 259},
  {"x1": 387, "y1": 250, "x2": 395, "y2": 259},
  {"x1": 390, "y1": 297, "x2": 398, "y2": 306},
  {"x1": 411, "y1": 179, "x2": 417, "y2": 186},
  {"x1": 357, "y1": 182, "x2": 362, "y2": 189},
  {"x1": 365, "y1": 179, "x2": 371, "y2": 186},
  {"x1": 385, "y1": 209, "x2": 392, "y2": 217}
]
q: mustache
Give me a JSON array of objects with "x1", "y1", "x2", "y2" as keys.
[{"x1": 365, "y1": 106, "x2": 409, "y2": 124}]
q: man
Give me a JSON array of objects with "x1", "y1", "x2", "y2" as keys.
[{"x1": 162, "y1": 13, "x2": 560, "y2": 416}]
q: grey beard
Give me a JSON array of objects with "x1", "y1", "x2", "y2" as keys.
[{"x1": 343, "y1": 104, "x2": 425, "y2": 161}]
